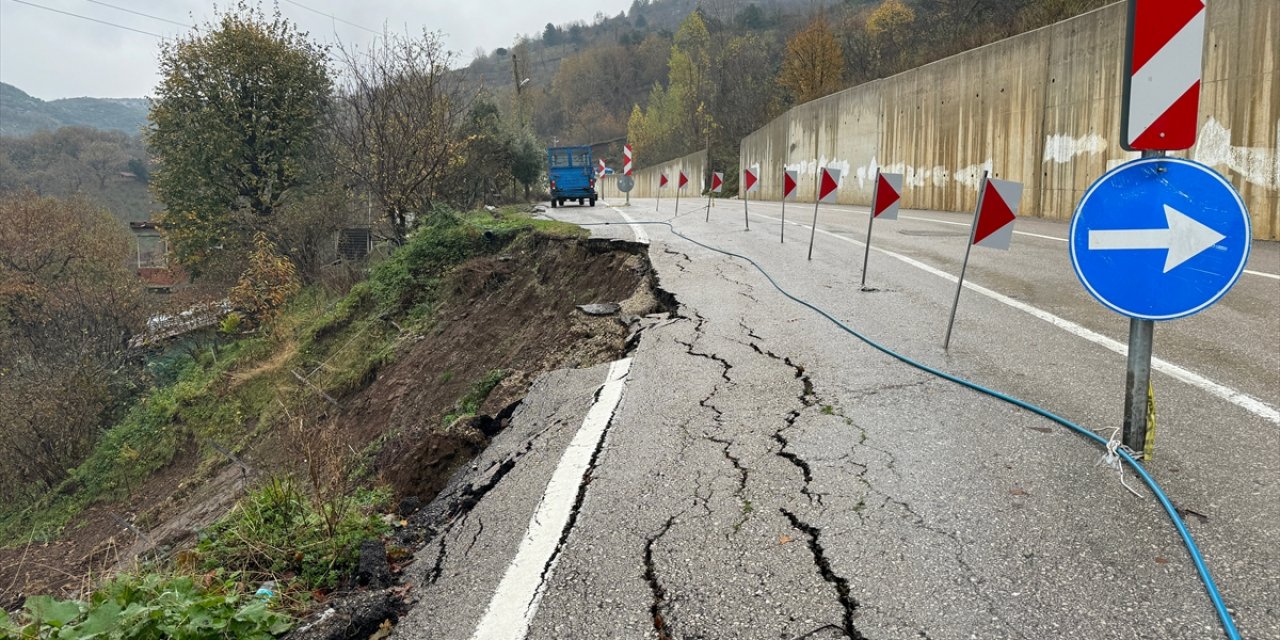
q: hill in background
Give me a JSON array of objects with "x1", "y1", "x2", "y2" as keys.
[{"x1": 1, "y1": 82, "x2": 149, "y2": 137}]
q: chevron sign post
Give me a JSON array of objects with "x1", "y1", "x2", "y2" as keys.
[
  {"x1": 623, "y1": 144, "x2": 633, "y2": 176},
  {"x1": 807, "y1": 168, "x2": 842, "y2": 260},
  {"x1": 780, "y1": 169, "x2": 798, "y2": 243},
  {"x1": 944, "y1": 174, "x2": 1023, "y2": 349},
  {"x1": 674, "y1": 169, "x2": 688, "y2": 216},
  {"x1": 706, "y1": 172, "x2": 724, "y2": 222},
  {"x1": 860, "y1": 170, "x2": 904, "y2": 288},
  {"x1": 742, "y1": 165, "x2": 759, "y2": 231},
  {"x1": 1121, "y1": 0, "x2": 1205, "y2": 151}
]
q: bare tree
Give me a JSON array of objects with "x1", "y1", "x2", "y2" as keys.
[{"x1": 331, "y1": 30, "x2": 475, "y2": 243}]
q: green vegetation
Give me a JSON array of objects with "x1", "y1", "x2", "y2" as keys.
[
  {"x1": 0, "y1": 125, "x2": 156, "y2": 223},
  {"x1": 443, "y1": 369, "x2": 510, "y2": 427},
  {"x1": 148, "y1": 2, "x2": 332, "y2": 275},
  {"x1": 196, "y1": 478, "x2": 390, "y2": 591},
  {"x1": 0, "y1": 573, "x2": 292, "y2": 639},
  {"x1": 1, "y1": 204, "x2": 580, "y2": 635}
]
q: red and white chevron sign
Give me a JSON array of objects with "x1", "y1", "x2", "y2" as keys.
[
  {"x1": 597, "y1": 159, "x2": 607, "y2": 177},
  {"x1": 1121, "y1": 0, "x2": 1205, "y2": 151},
  {"x1": 711, "y1": 172, "x2": 724, "y2": 193},
  {"x1": 623, "y1": 144, "x2": 633, "y2": 176}
]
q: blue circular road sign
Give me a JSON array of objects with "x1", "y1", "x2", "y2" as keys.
[{"x1": 1069, "y1": 157, "x2": 1251, "y2": 321}]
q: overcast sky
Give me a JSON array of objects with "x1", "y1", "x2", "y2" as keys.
[{"x1": 0, "y1": 0, "x2": 634, "y2": 100}]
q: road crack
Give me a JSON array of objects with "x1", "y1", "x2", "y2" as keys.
[
  {"x1": 643, "y1": 516, "x2": 678, "y2": 640},
  {"x1": 781, "y1": 509, "x2": 867, "y2": 640}
]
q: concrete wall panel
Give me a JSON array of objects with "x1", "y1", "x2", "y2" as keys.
[
  {"x1": 601, "y1": 149, "x2": 707, "y2": 199},
  {"x1": 738, "y1": 0, "x2": 1279, "y2": 239}
]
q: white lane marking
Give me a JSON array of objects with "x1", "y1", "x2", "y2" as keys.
[
  {"x1": 608, "y1": 204, "x2": 649, "y2": 244},
  {"x1": 726, "y1": 199, "x2": 1280, "y2": 281},
  {"x1": 470, "y1": 358, "x2": 634, "y2": 640},
  {"x1": 746, "y1": 211, "x2": 1280, "y2": 426}
]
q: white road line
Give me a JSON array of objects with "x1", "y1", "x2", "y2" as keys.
[
  {"x1": 470, "y1": 358, "x2": 633, "y2": 640},
  {"x1": 745, "y1": 211, "x2": 1280, "y2": 426},
  {"x1": 744, "y1": 200, "x2": 1280, "y2": 280},
  {"x1": 608, "y1": 204, "x2": 649, "y2": 244}
]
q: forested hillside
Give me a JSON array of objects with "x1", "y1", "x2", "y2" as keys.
[
  {"x1": 0, "y1": 82, "x2": 148, "y2": 137},
  {"x1": 0, "y1": 126, "x2": 157, "y2": 222},
  {"x1": 465, "y1": 0, "x2": 1117, "y2": 172}
]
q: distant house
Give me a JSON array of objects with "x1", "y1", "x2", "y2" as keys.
[{"x1": 129, "y1": 221, "x2": 188, "y2": 293}]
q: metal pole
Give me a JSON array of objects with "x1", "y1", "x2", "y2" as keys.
[
  {"x1": 706, "y1": 172, "x2": 713, "y2": 222},
  {"x1": 1122, "y1": 149, "x2": 1163, "y2": 454},
  {"x1": 743, "y1": 177, "x2": 750, "y2": 230},
  {"x1": 943, "y1": 171, "x2": 988, "y2": 350},
  {"x1": 781, "y1": 194, "x2": 787, "y2": 243},
  {"x1": 808, "y1": 109, "x2": 822, "y2": 260},
  {"x1": 807, "y1": 175, "x2": 821, "y2": 261},
  {"x1": 860, "y1": 169, "x2": 881, "y2": 288},
  {"x1": 782, "y1": 129, "x2": 790, "y2": 243},
  {"x1": 674, "y1": 167, "x2": 681, "y2": 217}
]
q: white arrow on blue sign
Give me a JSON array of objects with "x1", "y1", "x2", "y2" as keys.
[{"x1": 1070, "y1": 156, "x2": 1251, "y2": 321}]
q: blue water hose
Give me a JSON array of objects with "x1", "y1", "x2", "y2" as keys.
[{"x1": 577, "y1": 216, "x2": 1241, "y2": 640}]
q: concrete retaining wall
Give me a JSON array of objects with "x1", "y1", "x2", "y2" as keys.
[
  {"x1": 601, "y1": 149, "x2": 707, "y2": 199},
  {"x1": 739, "y1": 0, "x2": 1278, "y2": 239}
]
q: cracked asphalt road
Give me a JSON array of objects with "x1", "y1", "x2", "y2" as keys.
[{"x1": 392, "y1": 198, "x2": 1279, "y2": 640}]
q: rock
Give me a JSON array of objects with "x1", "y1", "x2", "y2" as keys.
[
  {"x1": 396, "y1": 496, "x2": 421, "y2": 517},
  {"x1": 355, "y1": 540, "x2": 391, "y2": 588},
  {"x1": 576, "y1": 303, "x2": 621, "y2": 316},
  {"x1": 287, "y1": 588, "x2": 400, "y2": 640}
]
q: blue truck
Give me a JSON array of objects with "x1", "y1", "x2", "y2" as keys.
[{"x1": 546, "y1": 146, "x2": 597, "y2": 208}]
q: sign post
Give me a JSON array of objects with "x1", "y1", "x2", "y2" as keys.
[
  {"x1": 781, "y1": 169, "x2": 798, "y2": 243},
  {"x1": 944, "y1": 174, "x2": 1022, "y2": 350},
  {"x1": 860, "y1": 170, "x2": 903, "y2": 289},
  {"x1": 742, "y1": 165, "x2": 758, "y2": 230},
  {"x1": 1113, "y1": 0, "x2": 1208, "y2": 454},
  {"x1": 706, "y1": 171, "x2": 724, "y2": 221},
  {"x1": 808, "y1": 167, "x2": 841, "y2": 260},
  {"x1": 1070, "y1": 156, "x2": 1249, "y2": 452},
  {"x1": 675, "y1": 169, "x2": 688, "y2": 216},
  {"x1": 623, "y1": 144, "x2": 633, "y2": 206}
]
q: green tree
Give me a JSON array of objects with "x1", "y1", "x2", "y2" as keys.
[
  {"x1": 147, "y1": 1, "x2": 331, "y2": 274},
  {"x1": 625, "y1": 12, "x2": 717, "y2": 166},
  {"x1": 543, "y1": 23, "x2": 562, "y2": 46}
]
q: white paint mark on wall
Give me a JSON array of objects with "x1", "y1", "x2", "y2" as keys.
[
  {"x1": 1194, "y1": 117, "x2": 1279, "y2": 190},
  {"x1": 954, "y1": 159, "x2": 994, "y2": 189},
  {"x1": 1043, "y1": 133, "x2": 1109, "y2": 163}
]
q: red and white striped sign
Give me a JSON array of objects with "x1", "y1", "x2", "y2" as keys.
[
  {"x1": 623, "y1": 144, "x2": 633, "y2": 176},
  {"x1": 783, "y1": 170, "x2": 798, "y2": 201},
  {"x1": 597, "y1": 159, "x2": 607, "y2": 177},
  {"x1": 659, "y1": 174, "x2": 668, "y2": 188},
  {"x1": 1121, "y1": 0, "x2": 1205, "y2": 151},
  {"x1": 742, "y1": 166, "x2": 759, "y2": 193},
  {"x1": 710, "y1": 172, "x2": 724, "y2": 193},
  {"x1": 872, "y1": 171, "x2": 903, "y2": 220},
  {"x1": 818, "y1": 168, "x2": 841, "y2": 203},
  {"x1": 678, "y1": 171, "x2": 689, "y2": 189},
  {"x1": 973, "y1": 177, "x2": 1022, "y2": 250}
]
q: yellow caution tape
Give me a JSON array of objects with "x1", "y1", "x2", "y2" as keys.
[{"x1": 1144, "y1": 381, "x2": 1157, "y2": 460}]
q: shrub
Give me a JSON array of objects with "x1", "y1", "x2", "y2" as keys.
[
  {"x1": 0, "y1": 572, "x2": 292, "y2": 639},
  {"x1": 196, "y1": 477, "x2": 390, "y2": 591}
]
